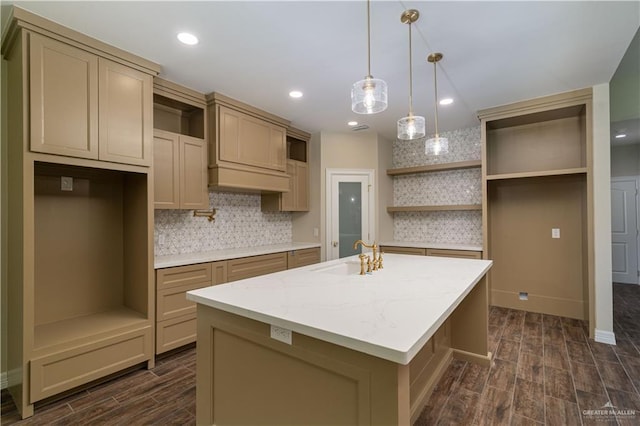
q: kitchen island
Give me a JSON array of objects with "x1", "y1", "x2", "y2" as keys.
[{"x1": 187, "y1": 253, "x2": 492, "y2": 425}]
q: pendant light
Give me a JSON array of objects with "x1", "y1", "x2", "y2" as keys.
[
  {"x1": 425, "y1": 53, "x2": 449, "y2": 155},
  {"x1": 397, "y1": 9, "x2": 425, "y2": 140},
  {"x1": 351, "y1": 0, "x2": 388, "y2": 114}
]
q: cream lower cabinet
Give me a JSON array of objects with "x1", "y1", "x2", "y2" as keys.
[
  {"x1": 156, "y1": 261, "x2": 227, "y2": 354},
  {"x1": 29, "y1": 33, "x2": 153, "y2": 166},
  {"x1": 287, "y1": 247, "x2": 320, "y2": 269},
  {"x1": 153, "y1": 129, "x2": 208, "y2": 209},
  {"x1": 380, "y1": 246, "x2": 482, "y2": 259}
]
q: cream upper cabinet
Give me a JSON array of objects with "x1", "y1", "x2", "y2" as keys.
[
  {"x1": 207, "y1": 93, "x2": 290, "y2": 193},
  {"x1": 153, "y1": 129, "x2": 208, "y2": 210},
  {"x1": 98, "y1": 59, "x2": 152, "y2": 166},
  {"x1": 28, "y1": 33, "x2": 152, "y2": 166},
  {"x1": 29, "y1": 33, "x2": 99, "y2": 159},
  {"x1": 218, "y1": 105, "x2": 286, "y2": 172}
]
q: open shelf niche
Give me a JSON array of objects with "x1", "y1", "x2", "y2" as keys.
[
  {"x1": 480, "y1": 88, "x2": 593, "y2": 322},
  {"x1": 33, "y1": 162, "x2": 152, "y2": 351}
]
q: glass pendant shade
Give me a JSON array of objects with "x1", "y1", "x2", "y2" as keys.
[
  {"x1": 397, "y1": 115, "x2": 425, "y2": 140},
  {"x1": 351, "y1": 76, "x2": 388, "y2": 114},
  {"x1": 425, "y1": 136, "x2": 449, "y2": 155}
]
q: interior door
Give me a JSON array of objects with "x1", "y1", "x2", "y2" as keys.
[
  {"x1": 611, "y1": 178, "x2": 639, "y2": 284},
  {"x1": 326, "y1": 171, "x2": 373, "y2": 260}
]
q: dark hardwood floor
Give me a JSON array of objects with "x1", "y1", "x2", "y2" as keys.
[{"x1": 2, "y1": 283, "x2": 640, "y2": 425}]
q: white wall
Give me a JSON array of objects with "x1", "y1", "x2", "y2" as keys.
[
  {"x1": 611, "y1": 144, "x2": 640, "y2": 177},
  {"x1": 593, "y1": 83, "x2": 615, "y2": 343}
]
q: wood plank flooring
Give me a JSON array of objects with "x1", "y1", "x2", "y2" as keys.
[{"x1": 2, "y1": 283, "x2": 639, "y2": 425}]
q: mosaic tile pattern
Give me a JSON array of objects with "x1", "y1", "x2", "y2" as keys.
[
  {"x1": 393, "y1": 126, "x2": 481, "y2": 168},
  {"x1": 393, "y1": 169, "x2": 482, "y2": 206},
  {"x1": 393, "y1": 211, "x2": 483, "y2": 245},
  {"x1": 154, "y1": 192, "x2": 291, "y2": 256},
  {"x1": 391, "y1": 125, "x2": 483, "y2": 244}
]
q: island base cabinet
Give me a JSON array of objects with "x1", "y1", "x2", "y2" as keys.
[{"x1": 195, "y1": 304, "x2": 489, "y2": 426}]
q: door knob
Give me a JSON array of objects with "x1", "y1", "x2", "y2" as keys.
[{"x1": 332, "y1": 241, "x2": 338, "y2": 247}]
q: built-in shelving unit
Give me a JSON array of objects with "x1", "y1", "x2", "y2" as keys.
[
  {"x1": 480, "y1": 88, "x2": 593, "y2": 323},
  {"x1": 386, "y1": 160, "x2": 482, "y2": 213},
  {"x1": 387, "y1": 204, "x2": 482, "y2": 213},
  {"x1": 387, "y1": 160, "x2": 481, "y2": 176}
]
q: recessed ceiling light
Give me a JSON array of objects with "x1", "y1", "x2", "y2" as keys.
[
  {"x1": 615, "y1": 134, "x2": 627, "y2": 138},
  {"x1": 289, "y1": 91, "x2": 303, "y2": 98},
  {"x1": 439, "y1": 98, "x2": 453, "y2": 105},
  {"x1": 347, "y1": 121, "x2": 358, "y2": 126},
  {"x1": 177, "y1": 32, "x2": 198, "y2": 45}
]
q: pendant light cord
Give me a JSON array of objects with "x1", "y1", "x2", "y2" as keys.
[
  {"x1": 433, "y1": 60, "x2": 439, "y2": 137},
  {"x1": 366, "y1": 0, "x2": 371, "y2": 78},
  {"x1": 408, "y1": 21, "x2": 413, "y2": 116}
]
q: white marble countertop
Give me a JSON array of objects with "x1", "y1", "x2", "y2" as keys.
[
  {"x1": 155, "y1": 242, "x2": 321, "y2": 269},
  {"x1": 187, "y1": 253, "x2": 492, "y2": 365},
  {"x1": 379, "y1": 241, "x2": 483, "y2": 252}
]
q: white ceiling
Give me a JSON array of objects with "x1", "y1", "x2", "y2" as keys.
[{"x1": 5, "y1": 1, "x2": 640, "y2": 141}]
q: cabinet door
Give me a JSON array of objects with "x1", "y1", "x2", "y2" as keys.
[
  {"x1": 153, "y1": 130, "x2": 180, "y2": 209},
  {"x1": 295, "y1": 161, "x2": 309, "y2": 211},
  {"x1": 180, "y1": 135, "x2": 208, "y2": 210},
  {"x1": 98, "y1": 58, "x2": 152, "y2": 166},
  {"x1": 29, "y1": 33, "x2": 99, "y2": 159},
  {"x1": 280, "y1": 161, "x2": 296, "y2": 211},
  {"x1": 218, "y1": 105, "x2": 286, "y2": 172}
]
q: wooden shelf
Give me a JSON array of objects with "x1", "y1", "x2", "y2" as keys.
[
  {"x1": 387, "y1": 204, "x2": 482, "y2": 213},
  {"x1": 485, "y1": 167, "x2": 587, "y2": 181},
  {"x1": 34, "y1": 307, "x2": 148, "y2": 351},
  {"x1": 387, "y1": 160, "x2": 481, "y2": 176}
]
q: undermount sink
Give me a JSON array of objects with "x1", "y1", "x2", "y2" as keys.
[{"x1": 313, "y1": 260, "x2": 362, "y2": 276}]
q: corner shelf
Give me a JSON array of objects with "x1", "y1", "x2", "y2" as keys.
[
  {"x1": 387, "y1": 204, "x2": 482, "y2": 213},
  {"x1": 485, "y1": 167, "x2": 587, "y2": 181},
  {"x1": 387, "y1": 160, "x2": 481, "y2": 176}
]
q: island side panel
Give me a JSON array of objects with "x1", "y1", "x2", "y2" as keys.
[
  {"x1": 450, "y1": 275, "x2": 491, "y2": 365},
  {"x1": 195, "y1": 304, "x2": 407, "y2": 426}
]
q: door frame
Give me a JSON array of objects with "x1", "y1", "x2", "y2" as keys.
[
  {"x1": 325, "y1": 168, "x2": 375, "y2": 261},
  {"x1": 611, "y1": 175, "x2": 640, "y2": 285}
]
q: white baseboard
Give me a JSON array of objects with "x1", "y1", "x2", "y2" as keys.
[
  {"x1": 1, "y1": 371, "x2": 7, "y2": 390},
  {"x1": 594, "y1": 329, "x2": 617, "y2": 345}
]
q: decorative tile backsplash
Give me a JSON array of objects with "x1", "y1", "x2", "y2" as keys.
[
  {"x1": 393, "y1": 169, "x2": 482, "y2": 206},
  {"x1": 393, "y1": 126, "x2": 481, "y2": 168},
  {"x1": 154, "y1": 192, "x2": 291, "y2": 256},
  {"x1": 392, "y1": 126, "x2": 483, "y2": 245}
]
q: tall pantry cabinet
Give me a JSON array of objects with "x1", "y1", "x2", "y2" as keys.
[
  {"x1": 1, "y1": 7, "x2": 160, "y2": 418},
  {"x1": 479, "y1": 89, "x2": 593, "y2": 325}
]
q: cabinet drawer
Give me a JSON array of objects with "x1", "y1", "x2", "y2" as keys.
[
  {"x1": 30, "y1": 326, "x2": 152, "y2": 403},
  {"x1": 227, "y1": 252, "x2": 287, "y2": 282},
  {"x1": 426, "y1": 249, "x2": 482, "y2": 259},
  {"x1": 288, "y1": 248, "x2": 320, "y2": 269},
  {"x1": 380, "y1": 246, "x2": 426, "y2": 256},
  {"x1": 156, "y1": 314, "x2": 196, "y2": 354},
  {"x1": 157, "y1": 282, "x2": 204, "y2": 321},
  {"x1": 156, "y1": 263, "x2": 212, "y2": 290}
]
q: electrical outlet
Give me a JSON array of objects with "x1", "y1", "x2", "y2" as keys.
[
  {"x1": 270, "y1": 325, "x2": 292, "y2": 345},
  {"x1": 158, "y1": 233, "x2": 165, "y2": 246},
  {"x1": 552, "y1": 228, "x2": 560, "y2": 239},
  {"x1": 60, "y1": 176, "x2": 73, "y2": 191}
]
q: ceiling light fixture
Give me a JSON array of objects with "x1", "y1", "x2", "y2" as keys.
[
  {"x1": 397, "y1": 9, "x2": 425, "y2": 141},
  {"x1": 615, "y1": 133, "x2": 627, "y2": 138},
  {"x1": 439, "y1": 98, "x2": 453, "y2": 105},
  {"x1": 289, "y1": 90, "x2": 303, "y2": 98},
  {"x1": 177, "y1": 32, "x2": 198, "y2": 45},
  {"x1": 351, "y1": 0, "x2": 388, "y2": 114},
  {"x1": 425, "y1": 53, "x2": 449, "y2": 155}
]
